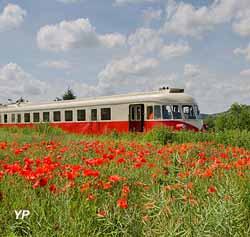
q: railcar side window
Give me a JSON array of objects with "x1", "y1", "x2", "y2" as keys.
[
  {"x1": 24, "y1": 113, "x2": 30, "y2": 123},
  {"x1": 53, "y1": 111, "x2": 61, "y2": 122},
  {"x1": 182, "y1": 105, "x2": 196, "y2": 119},
  {"x1": 77, "y1": 109, "x2": 86, "y2": 121},
  {"x1": 65, "y1": 110, "x2": 73, "y2": 121},
  {"x1": 33, "y1": 113, "x2": 40, "y2": 123},
  {"x1": 194, "y1": 105, "x2": 200, "y2": 119},
  {"x1": 172, "y1": 105, "x2": 182, "y2": 119},
  {"x1": 43, "y1": 112, "x2": 50, "y2": 122},
  {"x1": 17, "y1": 114, "x2": 21, "y2": 123},
  {"x1": 154, "y1": 105, "x2": 161, "y2": 120},
  {"x1": 101, "y1": 108, "x2": 111, "y2": 120},
  {"x1": 4, "y1": 114, "x2": 7, "y2": 123},
  {"x1": 162, "y1": 105, "x2": 172, "y2": 119},
  {"x1": 11, "y1": 114, "x2": 15, "y2": 123},
  {"x1": 91, "y1": 109, "x2": 97, "y2": 121},
  {"x1": 147, "y1": 106, "x2": 153, "y2": 120}
]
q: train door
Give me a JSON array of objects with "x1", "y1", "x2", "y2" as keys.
[{"x1": 129, "y1": 104, "x2": 144, "y2": 132}]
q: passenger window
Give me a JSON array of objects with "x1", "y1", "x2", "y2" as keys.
[
  {"x1": 101, "y1": 108, "x2": 111, "y2": 120},
  {"x1": 65, "y1": 110, "x2": 73, "y2": 121},
  {"x1": 194, "y1": 105, "x2": 200, "y2": 119},
  {"x1": 33, "y1": 113, "x2": 40, "y2": 123},
  {"x1": 17, "y1": 114, "x2": 21, "y2": 123},
  {"x1": 11, "y1": 114, "x2": 15, "y2": 123},
  {"x1": 182, "y1": 105, "x2": 196, "y2": 119},
  {"x1": 162, "y1": 105, "x2": 172, "y2": 119},
  {"x1": 77, "y1": 109, "x2": 86, "y2": 121},
  {"x1": 43, "y1": 112, "x2": 50, "y2": 122},
  {"x1": 154, "y1": 105, "x2": 161, "y2": 120},
  {"x1": 53, "y1": 111, "x2": 61, "y2": 122},
  {"x1": 172, "y1": 105, "x2": 182, "y2": 119},
  {"x1": 147, "y1": 106, "x2": 153, "y2": 120},
  {"x1": 4, "y1": 114, "x2": 7, "y2": 123},
  {"x1": 24, "y1": 113, "x2": 30, "y2": 123},
  {"x1": 91, "y1": 109, "x2": 97, "y2": 121}
]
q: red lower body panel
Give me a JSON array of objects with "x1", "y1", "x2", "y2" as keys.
[{"x1": 0, "y1": 120, "x2": 199, "y2": 134}]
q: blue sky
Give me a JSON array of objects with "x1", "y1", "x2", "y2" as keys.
[{"x1": 0, "y1": 0, "x2": 250, "y2": 113}]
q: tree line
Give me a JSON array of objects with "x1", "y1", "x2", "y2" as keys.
[{"x1": 204, "y1": 103, "x2": 250, "y2": 131}]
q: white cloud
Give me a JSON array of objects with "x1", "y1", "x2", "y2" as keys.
[
  {"x1": 0, "y1": 4, "x2": 26, "y2": 32},
  {"x1": 128, "y1": 28, "x2": 163, "y2": 55},
  {"x1": 142, "y1": 8, "x2": 162, "y2": 26},
  {"x1": 234, "y1": 44, "x2": 250, "y2": 60},
  {"x1": 163, "y1": 0, "x2": 250, "y2": 38},
  {"x1": 128, "y1": 28, "x2": 191, "y2": 59},
  {"x1": 240, "y1": 69, "x2": 250, "y2": 76},
  {"x1": 232, "y1": 10, "x2": 250, "y2": 37},
  {"x1": 0, "y1": 63, "x2": 46, "y2": 100},
  {"x1": 98, "y1": 56, "x2": 159, "y2": 86},
  {"x1": 40, "y1": 60, "x2": 72, "y2": 70},
  {"x1": 160, "y1": 42, "x2": 191, "y2": 59},
  {"x1": 99, "y1": 33, "x2": 126, "y2": 48},
  {"x1": 184, "y1": 64, "x2": 201, "y2": 78},
  {"x1": 78, "y1": 56, "x2": 159, "y2": 95},
  {"x1": 56, "y1": 0, "x2": 81, "y2": 3},
  {"x1": 37, "y1": 18, "x2": 126, "y2": 51},
  {"x1": 114, "y1": 0, "x2": 157, "y2": 6}
]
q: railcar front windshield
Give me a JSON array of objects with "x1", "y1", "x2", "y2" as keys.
[{"x1": 182, "y1": 105, "x2": 197, "y2": 119}]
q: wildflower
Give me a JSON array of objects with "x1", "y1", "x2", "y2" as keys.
[
  {"x1": 87, "y1": 194, "x2": 96, "y2": 200},
  {"x1": 108, "y1": 175, "x2": 124, "y2": 183},
  {"x1": 97, "y1": 210, "x2": 106, "y2": 217},
  {"x1": 208, "y1": 185, "x2": 216, "y2": 194},
  {"x1": 117, "y1": 199, "x2": 128, "y2": 209},
  {"x1": 83, "y1": 168, "x2": 100, "y2": 178}
]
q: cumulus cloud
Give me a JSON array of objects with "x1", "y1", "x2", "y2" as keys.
[
  {"x1": 240, "y1": 69, "x2": 250, "y2": 76},
  {"x1": 40, "y1": 60, "x2": 72, "y2": 70},
  {"x1": 184, "y1": 64, "x2": 201, "y2": 78},
  {"x1": 234, "y1": 44, "x2": 250, "y2": 60},
  {"x1": 37, "y1": 18, "x2": 126, "y2": 51},
  {"x1": 0, "y1": 63, "x2": 46, "y2": 101},
  {"x1": 160, "y1": 42, "x2": 191, "y2": 59},
  {"x1": 97, "y1": 56, "x2": 159, "y2": 92},
  {"x1": 232, "y1": 10, "x2": 250, "y2": 37},
  {"x1": 128, "y1": 28, "x2": 191, "y2": 59},
  {"x1": 142, "y1": 8, "x2": 162, "y2": 26},
  {"x1": 114, "y1": 0, "x2": 157, "y2": 6},
  {"x1": 163, "y1": 0, "x2": 250, "y2": 38},
  {"x1": 128, "y1": 28, "x2": 163, "y2": 55},
  {"x1": 184, "y1": 69, "x2": 250, "y2": 113},
  {"x1": 56, "y1": 0, "x2": 81, "y2": 3},
  {"x1": 0, "y1": 4, "x2": 26, "y2": 32}
]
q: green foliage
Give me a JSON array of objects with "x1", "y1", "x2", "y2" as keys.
[
  {"x1": 62, "y1": 88, "x2": 76, "y2": 100},
  {"x1": 143, "y1": 125, "x2": 174, "y2": 145},
  {"x1": 215, "y1": 103, "x2": 250, "y2": 131}
]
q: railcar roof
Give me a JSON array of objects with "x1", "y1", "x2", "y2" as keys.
[{"x1": 0, "y1": 90, "x2": 196, "y2": 112}]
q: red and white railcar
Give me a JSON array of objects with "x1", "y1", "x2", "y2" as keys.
[{"x1": 0, "y1": 88, "x2": 203, "y2": 133}]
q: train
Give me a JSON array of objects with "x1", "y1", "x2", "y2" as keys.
[{"x1": 0, "y1": 87, "x2": 204, "y2": 134}]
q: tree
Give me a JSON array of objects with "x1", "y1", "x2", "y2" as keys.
[{"x1": 62, "y1": 88, "x2": 76, "y2": 100}]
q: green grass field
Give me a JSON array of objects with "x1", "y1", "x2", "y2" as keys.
[{"x1": 0, "y1": 126, "x2": 249, "y2": 236}]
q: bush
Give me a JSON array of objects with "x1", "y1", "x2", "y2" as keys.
[{"x1": 143, "y1": 125, "x2": 174, "y2": 145}]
